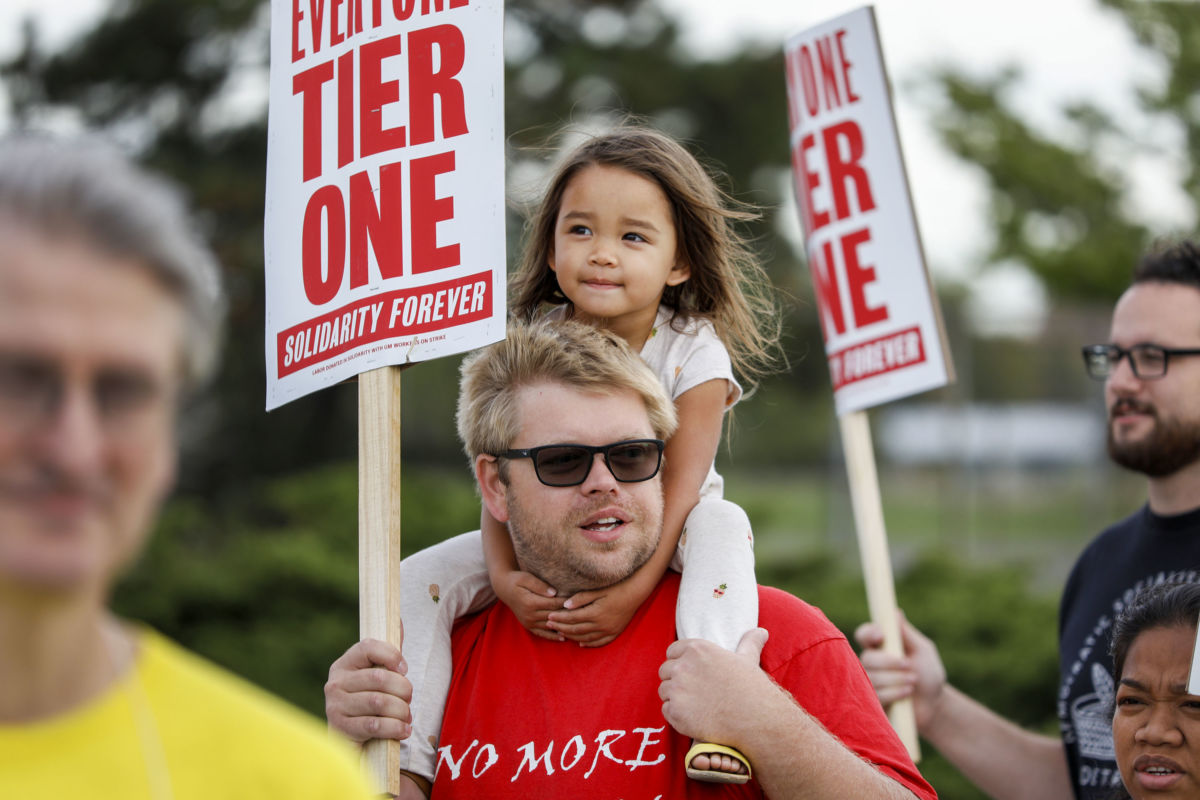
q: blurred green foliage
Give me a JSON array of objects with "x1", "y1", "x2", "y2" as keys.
[{"x1": 924, "y1": 1, "x2": 1199, "y2": 303}]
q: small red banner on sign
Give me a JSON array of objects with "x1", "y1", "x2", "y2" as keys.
[
  {"x1": 828, "y1": 325, "x2": 926, "y2": 391},
  {"x1": 277, "y1": 270, "x2": 492, "y2": 377}
]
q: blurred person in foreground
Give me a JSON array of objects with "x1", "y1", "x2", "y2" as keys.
[
  {"x1": 324, "y1": 319, "x2": 936, "y2": 799},
  {"x1": 1109, "y1": 581, "x2": 1200, "y2": 800},
  {"x1": 0, "y1": 135, "x2": 374, "y2": 799},
  {"x1": 855, "y1": 239, "x2": 1200, "y2": 800}
]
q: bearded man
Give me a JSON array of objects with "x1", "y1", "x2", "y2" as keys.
[{"x1": 855, "y1": 239, "x2": 1200, "y2": 800}]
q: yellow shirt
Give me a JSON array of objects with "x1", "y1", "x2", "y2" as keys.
[{"x1": 0, "y1": 628, "x2": 376, "y2": 799}]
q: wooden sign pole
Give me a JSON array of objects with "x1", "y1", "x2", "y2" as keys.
[
  {"x1": 838, "y1": 409, "x2": 920, "y2": 762},
  {"x1": 358, "y1": 365, "x2": 405, "y2": 795}
]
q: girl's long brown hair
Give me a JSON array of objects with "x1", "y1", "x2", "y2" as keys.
[{"x1": 510, "y1": 124, "x2": 784, "y2": 389}]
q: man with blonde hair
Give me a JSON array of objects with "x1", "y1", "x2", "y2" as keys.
[{"x1": 326, "y1": 319, "x2": 935, "y2": 799}]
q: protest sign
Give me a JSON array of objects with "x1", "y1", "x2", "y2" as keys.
[
  {"x1": 785, "y1": 5, "x2": 951, "y2": 415},
  {"x1": 265, "y1": 2, "x2": 505, "y2": 791},
  {"x1": 1190, "y1": 611, "x2": 1200, "y2": 696},
  {"x1": 264, "y1": 0, "x2": 506, "y2": 410},
  {"x1": 785, "y1": 5, "x2": 955, "y2": 760}
]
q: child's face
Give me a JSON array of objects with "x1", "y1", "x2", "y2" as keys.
[
  {"x1": 1113, "y1": 623, "x2": 1200, "y2": 799},
  {"x1": 548, "y1": 165, "x2": 689, "y2": 344}
]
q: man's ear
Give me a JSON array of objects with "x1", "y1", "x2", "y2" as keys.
[
  {"x1": 665, "y1": 260, "x2": 690, "y2": 286},
  {"x1": 475, "y1": 454, "x2": 510, "y2": 523}
]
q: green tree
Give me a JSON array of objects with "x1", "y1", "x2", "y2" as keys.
[
  {"x1": 924, "y1": 0, "x2": 1198, "y2": 304},
  {"x1": 1104, "y1": 0, "x2": 1200, "y2": 202}
]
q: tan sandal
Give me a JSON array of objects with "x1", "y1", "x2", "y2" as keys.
[{"x1": 684, "y1": 741, "x2": 752, "y2": 784}]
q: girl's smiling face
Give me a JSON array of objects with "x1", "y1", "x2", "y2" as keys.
[
  {"x1": 1114, "y1": 624, "x2": 1200, "y2": 799},
  {"x1": 548, "y1": 165, "x2": 689, "y2": 348}
]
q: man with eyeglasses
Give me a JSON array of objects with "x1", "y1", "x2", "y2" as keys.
[
  {"x1": 0, "y1": 136, "x2": 375, "y2": 798},
  {"x1": 324, "y1": 320, "x2": 935, "y2": 799},
  {"x1": 855, "y1": 239, "x2": 1200, "y2": 800}
]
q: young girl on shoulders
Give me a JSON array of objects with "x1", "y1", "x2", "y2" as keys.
[{"x1": 395, "y1": 122, "x2": 783, "y2": 790}]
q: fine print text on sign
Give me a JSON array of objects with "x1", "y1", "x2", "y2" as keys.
[
  {"x1": 264, "y1": 0, "x2": 505, "y2": 409},
  {"x1": 784, "y1": 6, "x2": 951, "y2": 414}
]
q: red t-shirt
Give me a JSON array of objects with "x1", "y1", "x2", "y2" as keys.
[{"x1": 432, "y1": 573, "x2": 935, "y2": 799}]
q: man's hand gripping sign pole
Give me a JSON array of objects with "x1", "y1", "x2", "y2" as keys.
[
  {"x1": 264, "y1": 1, "x2": 506, "y2": 792},
  {"x1": 784, "y1": 6, "x2": 954, "y2": 760}
]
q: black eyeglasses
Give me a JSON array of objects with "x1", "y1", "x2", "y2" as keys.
[
  {"x1": 1081, "y1": 343, "x2": 1200, "y2": 380},
  {"x1": 0, "y1": 353, "x2": 173, "y2": 438},
  {"x1": 494, "y1": 439, "x2": 665, "y2": 487}
]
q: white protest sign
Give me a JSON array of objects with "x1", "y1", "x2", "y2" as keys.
[
  {"x1": 785, "y1": 6, "x2": 952, "y2": 415},
  {"x1": 1189, "y1": 610, "x2": 1200, "y2": 696},
  {"x1": 264, "y1": 0, "x2": 505, "y2": 410}
]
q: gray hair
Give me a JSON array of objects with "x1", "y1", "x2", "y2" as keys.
[{"x1": 0, "y1": 133, "x2": 225, "y2": 390}]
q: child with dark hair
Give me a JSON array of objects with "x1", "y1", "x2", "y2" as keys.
[{"x1": 1109, "y1": 581, "x2": 1200, "y2": 800}]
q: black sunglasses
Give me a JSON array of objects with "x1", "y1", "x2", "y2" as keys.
[{"x1": 495, "y1": 439, "x2": 665, "y2": 487}]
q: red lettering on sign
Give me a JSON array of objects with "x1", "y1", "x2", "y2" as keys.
[
  {"x1": 337, "y1": 50, "x2": 355, "y2": 168},
  {"x1": 816, "y1": 37, "x2": 841, "y2": 110},
  {"x1": 411, "y1": 150, "x2": 459, "y2": 273},
  {"x1": 784, "y1": 48, "x2": 800, "y2": 129},
  {"x1": 311, "y1": 0, "x2": 328, "y2": 54},
  {"x1": 292, "y1": 27, "x2": 471, "y2": 181},
  {"x1": 331, "y1": 0, "x2": 348, "y2": 45},
  {"x1": 808, "y1": 227, "x2": 889, "y2": 341},
  {"x1": 786, "y1": 30, "x2": 861, "y2": 121},
  {"x1": 294, "y1": 0, "x2": 469, "y2": 54},
  {"x1": 302, "y1": 184, "x2": 346, "y2": 305},
  {"x1": 823, "y1": 120, "x2": 875, "y2": 219},
  {"x1": 836, "y1": 30, "x2": 860, "y2": 103},
  {"x1": 278, "y1": 270, "x2": 491, "y2": 377},
  {"x1": 790, "y1": 120, "x2": 876, "y2": 237},
  {"x1": 393, "y1": 0, "x2": 469, "y2": 21},
  {"x1": 796, "y1": 132, "x2": 830, "y2": 235},
  {"x1": 299, "y1": 152, "x2": 460, "y2": 303},
  {"x1": 813, "y1": 239, "x2": 846, "y2": 339},
  {"x1": 360, "y1": 34, "x2": 408, "y2": 157},
  {"x1": 798, "y1": 45, "x2": 819, "y2": 118},
  {"x1": 350, "y1": 162, "x2": 404, "y2": 285},
  {"x1": 408, "y1": 25, "x2": 468, "y2": 145},
  {"x1": 292, "y1": 0, "x2": 307, "y2": 62},
  {"x1": 352, "y1": 0, "x2": 368, "y2": 35},
  {"x1": 828, "y1": 326, "x2": 925, "y2": 390},
  {"x1": 841, "y1": 227, "x2": 888, "y2": 327},
  {"x1": 293, "y1": 60, "x2": 335, "y2": 182}
]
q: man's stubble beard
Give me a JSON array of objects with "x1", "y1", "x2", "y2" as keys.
[{"x1": 503, "y1": 485, "x2": 663, "y2": 597}]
